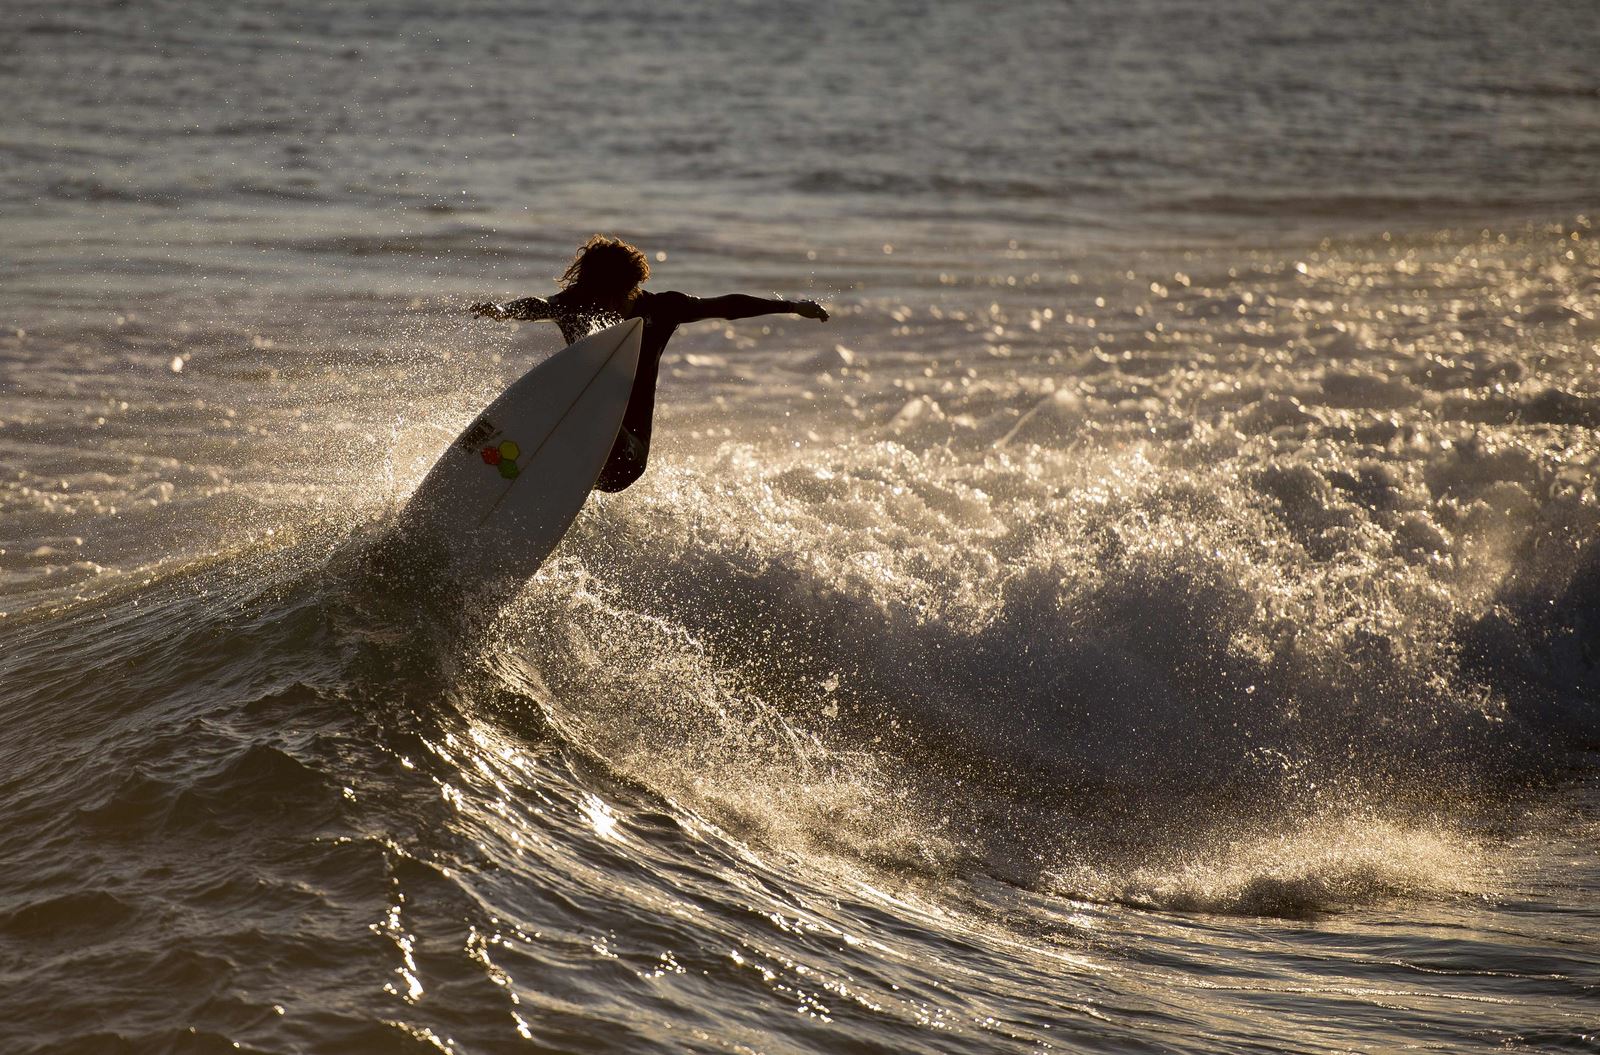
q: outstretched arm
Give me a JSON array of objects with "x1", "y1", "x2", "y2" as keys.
[
  {"x1": 672, "y1": 293, "x2": 829, "y2": 324},
  {"x1": 469, "y1": 296, "x2": 557, "y2": 321}
]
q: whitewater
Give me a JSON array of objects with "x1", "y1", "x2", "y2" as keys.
[{"x1": 3, "y1": 1, "x2": 1598, "y2": 1052}]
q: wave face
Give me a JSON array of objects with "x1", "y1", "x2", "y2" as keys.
[
  {"x1": 5, "y1": 0, "x2": 1600, "y2": 1049},
  {"x1": 4, "y1": 217, "x2": 1598, "y2": 1053}
]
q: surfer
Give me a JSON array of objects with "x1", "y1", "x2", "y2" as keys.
[{"x1": 470, "y1": 235, "x2": 829, "y2": 492}]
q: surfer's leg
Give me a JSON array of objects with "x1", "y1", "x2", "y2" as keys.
[
  {"x1": 594, "y1": 360, "x2": 658, "y2": 494},
  {"x1": 593, "y1": 427, "x2": 648, "y2": 493}
]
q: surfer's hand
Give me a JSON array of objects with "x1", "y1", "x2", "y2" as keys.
[
  {"x1": 469, "y1": 301, "x2": 505, "y2": 319},
  {"x1": 793, "y1": 300, "x2": 829, "y2": 322}
]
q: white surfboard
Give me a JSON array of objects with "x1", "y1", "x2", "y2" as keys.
[{"x1": 401, "y1": 317, "x2": 643, "y2": 582}]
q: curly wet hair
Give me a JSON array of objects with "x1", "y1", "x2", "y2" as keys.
[{"x1": 559, "y1": 235, "x2": 651, "y2": 295}]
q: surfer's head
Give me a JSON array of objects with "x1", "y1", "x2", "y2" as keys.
[{"x1": 560, "y1": 235, "x2": 651, "y2": 297}]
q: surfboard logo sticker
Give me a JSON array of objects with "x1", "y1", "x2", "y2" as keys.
[
  {"x1": 482, "y1": 439, "x2": 521, "y2": 478},
  {"x1": 459, "y1": 416, "x2": 497, "y2": 452}
]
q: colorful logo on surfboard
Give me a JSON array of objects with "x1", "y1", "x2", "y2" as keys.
[{"x1": 482, "y1": 439, "x2": 521, "y2": 478}]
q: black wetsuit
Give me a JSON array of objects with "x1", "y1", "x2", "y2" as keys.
[{"x1": 499, "y1": 290, "x2": 794, "y2": 492}]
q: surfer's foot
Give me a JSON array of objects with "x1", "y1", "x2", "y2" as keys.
[{"x1": 594, "y1": 429, "x2": 649, "y2": 493}]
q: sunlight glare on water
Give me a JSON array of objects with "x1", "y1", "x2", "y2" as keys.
[{"x1": 2, "y1": 0, "x2": 1599, "y2": 1052}]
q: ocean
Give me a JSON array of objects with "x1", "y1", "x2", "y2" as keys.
[{"x1": 2, "y1": 0, "x2": 1598, "y2": 1051}]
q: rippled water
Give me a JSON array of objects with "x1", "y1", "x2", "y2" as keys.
[{"x1": 3, "y1": 1, "x2": 1599, "y2": 1053}]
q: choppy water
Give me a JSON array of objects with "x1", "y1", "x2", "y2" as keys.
[{"x1": 4, "y1": 1, "x2": 1599, "y2": 1052}]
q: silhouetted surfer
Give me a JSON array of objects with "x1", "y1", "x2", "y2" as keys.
[{"x1": 471, "y1": 235, "x2": 829, "y2": 492}]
